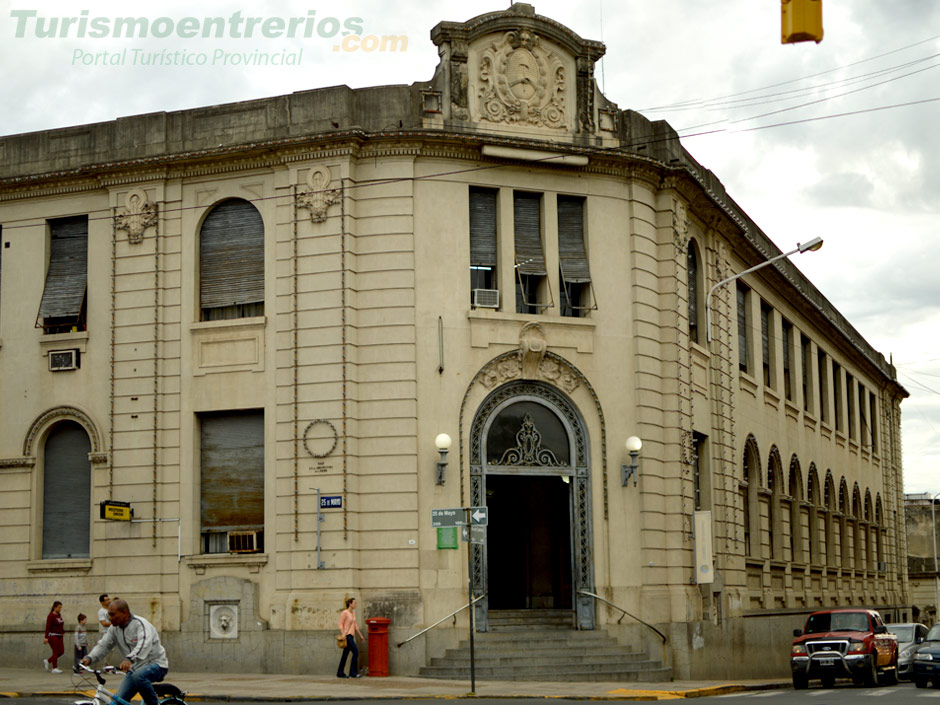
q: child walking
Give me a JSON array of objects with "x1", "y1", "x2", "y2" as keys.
[{"x1": 73, "y1": 613, "x2": 89, "y2": 674}]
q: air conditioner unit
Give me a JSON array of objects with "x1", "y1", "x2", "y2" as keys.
[
  {"x1": 228, "y1": 530, "x2": 260, "y2": 553},
  {"x1": 48, "y1": 349, "x2": 79, "y2": 371},
  {"x1": 472, "y1": 288, "x2": 500, "y2": 309}
]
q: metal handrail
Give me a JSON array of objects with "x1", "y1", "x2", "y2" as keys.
[
  {"x1": 578, "y1": 590, "x2": 667, "y2": 644},
  {"x1": 396, "y1": 594, "x2": 487, "y2": 648}
]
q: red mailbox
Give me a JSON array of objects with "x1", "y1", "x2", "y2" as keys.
[{"x1": 365, "y1": 617, "x2": 391, "y2": 676}]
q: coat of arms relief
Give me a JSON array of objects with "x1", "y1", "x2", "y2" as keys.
[{"x1": 477, "y1": 29, "x2": 567, "y2": 130}]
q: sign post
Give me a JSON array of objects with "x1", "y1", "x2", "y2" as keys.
[{"x1": 432, "y1": 506, "x2": 487, "y2": 693}]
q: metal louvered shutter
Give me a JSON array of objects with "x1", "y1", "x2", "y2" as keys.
[
  {"x1": 200, "y1": 411, "x2": 264, "y2": 533},
  {"x1": 469, "y1": 188, "x2": 497, "y2": 267},
  {"x1": 557, "y1": 196, "x2": 590, "y2": 283},
  {"x1": 513, "y1": 192, "x2": 546, "y2": 275},
  {"x1": 200, "y1": 200, "x2": 265, "y2": 310},
  {"x1": 38, "y1": 216, "x2": 88, "y2": 320},
  {"x1": 42, "y1": 421, "x2": 91, "y2": 559}
]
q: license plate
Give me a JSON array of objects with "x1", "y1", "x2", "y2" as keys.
[{"x1": 819, "y1": 658, "x2": 835, "y2": 666}]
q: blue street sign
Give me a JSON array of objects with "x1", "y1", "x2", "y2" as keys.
[{"x1": 320, "y1": 495, "x2": 342, "y2": 509}]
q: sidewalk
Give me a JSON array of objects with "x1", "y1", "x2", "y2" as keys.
[{"x1": 0, "y1": 667, "x2": 791, "y2": 701}]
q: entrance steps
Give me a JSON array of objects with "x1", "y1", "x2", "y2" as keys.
[{"x1": 419, "y1": 610, "x2": 672, "y2": 682}]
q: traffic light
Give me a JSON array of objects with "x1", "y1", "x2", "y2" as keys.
[{"x1": 781, "y1": 0, "x2": 823, "y2": 44}]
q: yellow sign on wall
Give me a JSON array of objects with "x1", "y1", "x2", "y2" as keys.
[{"x1": 100, "y1": 500, "x2": 132, "y2": 521}]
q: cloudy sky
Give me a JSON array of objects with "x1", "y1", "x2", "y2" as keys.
[{"x1": 2, "y1": 1, "x2": 938, "y2": 495}]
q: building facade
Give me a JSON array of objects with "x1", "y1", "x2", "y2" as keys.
[{"x1": 0, "y1": 5, "x2": 908, "y2": 678}]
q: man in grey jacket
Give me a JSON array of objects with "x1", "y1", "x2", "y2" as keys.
[{"x1": 81, "y1": 599, "x2": 169, "y2": 705}]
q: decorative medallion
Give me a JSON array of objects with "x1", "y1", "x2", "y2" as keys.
[
  {"x1": 115, "y1": 188, "x2": 158, "y2": 244},
  {"x1": 478, "y1": 30, "x2": 567, "y2": 129},
  {"x1": 297, "y1": 166, "x2": 341, "y2": 223},
  {"x1": 479, "y1": 322, "x2": 580, "y2": 393},
  {"x1": 303, "y1": 419, "x2": 338, "y2": 458}
]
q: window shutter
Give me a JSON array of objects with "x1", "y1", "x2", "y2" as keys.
[
  {"x1": 200, "y1": 200, "x2": 265, "y2": 310},
  {"x1": 737, "y1": 286, "x2": 748, "y2": 369},
  {"x1": 38, "y1": 216, "x2": 88, "y2": 321},
  {"x1": 469, "y1": 188, "x2": 497, "y2": 267},
  {"x1": 513, "y1": 192, "x2": 546, "y2": 275},
  {"x1": 557, "y1": 196, "x2": 591, "y2": 283},
  {"x1": 200, "y1": 411, "x2": 264, "y2": 533},
  {"x1": 42, "y1": 421, "x2": 91, "y2": 559}
]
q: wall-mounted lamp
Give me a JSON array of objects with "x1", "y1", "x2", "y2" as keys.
[
  {"x1": 435, "y1": 433, "x2": 452, "y2": 485},
  {"x1": 621, "y1": 436, "x2": 643, "y2": 487}
]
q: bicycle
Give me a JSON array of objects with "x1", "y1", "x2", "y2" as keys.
[{"x1": 72, "y1": 664, "x2": 186, "y2": 705}]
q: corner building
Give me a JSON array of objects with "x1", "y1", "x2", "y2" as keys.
[{"x1": 0, "y1": 5, "x2": 908, "y2": 678}]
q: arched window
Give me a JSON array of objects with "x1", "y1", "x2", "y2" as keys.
[
  {"x1": 864, "y1": 490, "x2": 875, "y2": 571},
  {"x1": 687, "y1": 239, "x2": 703, "y2": 344},
  {"x1": 742, "y1": 437, "x2": 761, "y2": 558},
  {"x1": 767, "y1": 447, "x2": 783, "y2": 560},
  {"x1": 824, "y1": 471, "x2": 836, "y2": 568},
  {"x1": 852, "y1": 484, "x2": 864, "y2": 570},
  {"x1": 875, "y1": 495, "x2": 885, "y2": 569},
  {"x1": 807, "y1": 465, "x2": 820, "y2": 565},
  {"x1": 788, "y1": 455, "x2": 804, "y2": 564},
  {"x1": 839, "y1": 478, "x2": 850, "y2": 569},
  {"x1": 199, "y1": 198, "x2": 265, "y2": 321},
  {"x1": 42, "y1": 421, "x2": 91, "y2": 559}
]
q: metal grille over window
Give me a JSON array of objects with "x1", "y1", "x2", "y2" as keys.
[
  {"x1": 200, "y1": 410, "x2": 264, "y2": 554},
  {"x1": 37, "y1": 215, "x2": 88, "y2": 332},
  {"x1": 200, "y1": 199, "x2": 264, "y2": 320}
]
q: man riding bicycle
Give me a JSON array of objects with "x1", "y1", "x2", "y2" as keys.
[{"x1": 81, "y1": 598, "x2": 169, "y2": 705}]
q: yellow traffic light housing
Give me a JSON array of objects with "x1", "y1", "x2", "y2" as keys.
[{"x1": 781, "y1": 0, "x2": 823, "y2": 44}]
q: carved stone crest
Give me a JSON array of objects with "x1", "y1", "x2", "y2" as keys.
[
  {"x1": 297, "y1": 166, "x2": 341, "y2": 223},
  {"x1": 478, "y1": 30, "x2": 566, "y2": 129},
  {"x1": 478, "y1": 322, "x2": 580, "y2": 394},
  {"x1": 115, "y1": 188, "x2": 157, "y2": 244}
]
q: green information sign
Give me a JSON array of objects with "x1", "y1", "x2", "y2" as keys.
[{"x1": 436, "y1": 526, "x2": 458, "y2": 550}]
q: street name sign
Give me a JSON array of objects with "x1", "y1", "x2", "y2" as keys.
[{"x1": 431, "y1": 507, "x2": 463, "y2": 528}]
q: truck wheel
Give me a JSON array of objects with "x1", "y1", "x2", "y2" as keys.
[
  {"x1": 792, "y1": 673, "x2": 808, "y2": 690},
  {"x1": 880, "y1": 666, "x2": 898, "y2": 686},
  {"x1": 863, "y1": 657, "x2": 878, "y2": 687}
]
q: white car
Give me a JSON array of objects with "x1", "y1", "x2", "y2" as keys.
[{"x1": 886, "y1": 622, "x2": 929, "y2": 680}]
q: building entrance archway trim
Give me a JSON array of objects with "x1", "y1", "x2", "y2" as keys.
[{"x1": 468, "y1": 378, "x2": 596, "y2": 630}]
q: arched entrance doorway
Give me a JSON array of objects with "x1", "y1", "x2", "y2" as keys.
[{"x1": 470, "y1": 380, "x2": 594, "y2": 630}]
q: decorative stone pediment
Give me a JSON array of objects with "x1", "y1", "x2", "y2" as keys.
[
  {"x1": 430, "y1": 3, "x2": 604, "y2": 136},
  {"x1": 477, "y1": 29, "x2": 567, "y2": 130}
]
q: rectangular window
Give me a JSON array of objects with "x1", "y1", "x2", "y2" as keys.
[
  {"x1": 781, "y1": 319, "x2": 792, "y2": 401},
  {"x1": 858, "y1": 382, "x2": 868, "y2": 446},
  {"x1": 200, "y1": 410, "x2": 265, "y2": 554},
  {"x1": 801, "y1": 334, "x2": 811, "y2": 412},
  {"x1": 737, "y1": 284, "x2": 750, "y2": 374},
  {"x1": 37, "y1": 215, "x2": 88, "y2": 333},
  {"x1": 469, "y1": 187, "x2": 498, "y2": 307},
  {"x1": 557, "y1": 195, "x2": 593, "y2": 317},
  {"x1": 760, "y1": 301, "x2": 773, "y2": 388},
  {"x1": 818, "y1": 349, "x2": 829, "y2": 423},
  {"x1": 693, "y1": 431, "x2": 708, "y2": 511},
  {"x1": 846, "y1": 372, "x2": 855, "y2": 439},
  {"x1": 870, "y1": 392, "x2": 878, "y2": 452},
  {"x1": 513, "y1": 192, "x2": 548, "y2": 314},
  {"x1": 833, "y1": 361, "x2": 843, "y2": 432}
]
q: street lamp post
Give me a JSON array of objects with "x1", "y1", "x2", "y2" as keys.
[
  {"x1": 705, "y1": 237, "x2": 823, "y2": 343},
  {"x1": 932, "y1": 492, "x2": 940, "y2": 620}
]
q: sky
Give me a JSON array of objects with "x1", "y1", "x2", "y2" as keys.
[{"x1": 1, "y1": 1, "x2": 938, "y2": 495}]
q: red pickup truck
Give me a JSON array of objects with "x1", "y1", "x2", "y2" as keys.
[{"x1": 790, "y1": 608, "x2": 899, "y2": 689}]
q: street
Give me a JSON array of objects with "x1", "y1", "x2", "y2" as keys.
[
  {"x1": 10, "y1": 690, "x2": 940, "y2": 705},
  {"x1": 712, "y1": 682, "x2": 937, "y2": 702}
]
